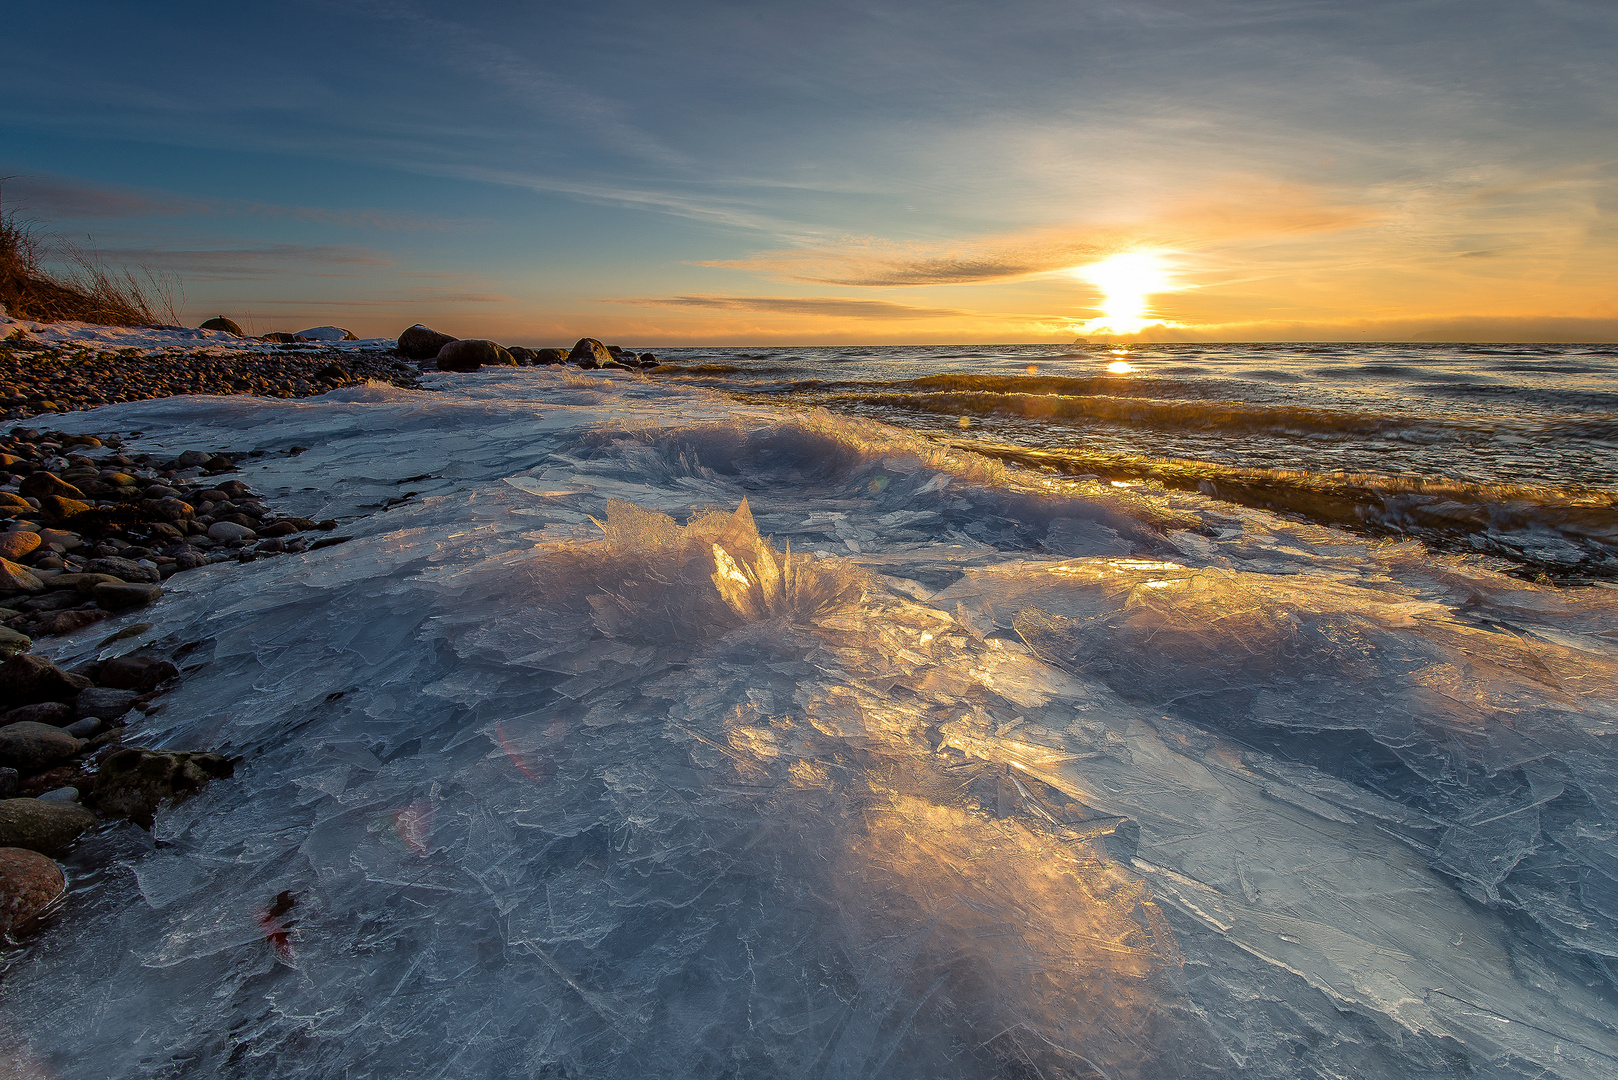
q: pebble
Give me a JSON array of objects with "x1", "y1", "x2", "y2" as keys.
[{"x1": 0, "y1": 846, "x2": 65, "y2": 937}]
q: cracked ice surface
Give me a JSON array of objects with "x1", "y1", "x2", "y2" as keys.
[{"x1": 2, "y1": 368, "x2": 1617, "y2": 1078}]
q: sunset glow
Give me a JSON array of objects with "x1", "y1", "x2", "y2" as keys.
[{"x1": 1074, "y1": 253, "x2": 1175, "y2": 337}]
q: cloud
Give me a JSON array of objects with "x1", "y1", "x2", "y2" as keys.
[
  {"x1": 0, "y1": 173, "x2": 464, "y2": 230},
  {"x1": 611, "y1": 295, "x2": 978, "y2": 319},
  {"x1": 87, "y1": 244, "x2": 394, "y2": 280}
]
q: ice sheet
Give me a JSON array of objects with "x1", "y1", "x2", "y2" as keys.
[{"x1": 2, "y1": 367, "x2": 1615, "y2": 1078}]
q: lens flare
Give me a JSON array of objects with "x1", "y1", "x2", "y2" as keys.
[{"x1": 1072, "y1": 252, "x2": 1174, "y2": 336}]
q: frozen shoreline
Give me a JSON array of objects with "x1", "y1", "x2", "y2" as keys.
[{"x1": 0, "y1": 368, "x2": 1615, "y2": 1078}]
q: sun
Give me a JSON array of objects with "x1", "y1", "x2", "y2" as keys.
[{"x1": 1071, "y1": 252, "x2": 1174, "y2": 336}]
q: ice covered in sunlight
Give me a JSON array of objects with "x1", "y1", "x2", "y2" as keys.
[{"x1": 3, "y1": 367, "x2": 1617, "y2": 1078}]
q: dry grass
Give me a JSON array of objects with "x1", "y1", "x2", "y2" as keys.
[{"x1": 0, "y1": 198, "x2": 179, "y2": 326}]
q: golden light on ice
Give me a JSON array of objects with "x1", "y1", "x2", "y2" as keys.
[{"x1": 1072, "y1": 252, "x2": 1174, "y2": 336}]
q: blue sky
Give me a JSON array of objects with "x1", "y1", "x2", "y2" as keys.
[{"x1": 3, "y1": 1, "x2": 1614, "y2": 342}]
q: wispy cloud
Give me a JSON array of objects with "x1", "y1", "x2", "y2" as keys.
[
  {"x1": 0, "y1": 173, "x2": 466, "y2": 230},
  {"x1": 89, "y1": 245, "x2": 394, "y2": 280},
  {"x1": 611, "y1": 295, "x2": 979, "y2": 319}
]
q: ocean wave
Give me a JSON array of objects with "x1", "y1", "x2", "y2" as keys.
[
  {"x1": 852, "y1": 389, "x2": 1472, "y2": 440},
  {"x1": 948, "y1": 440, "x2": 1618, "y2": 579}
]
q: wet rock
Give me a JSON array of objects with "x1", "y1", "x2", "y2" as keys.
[
  {"x1": 638, "y1": 352, "x2": 658, "y2": 365},
  {"x1": 93, "y1": 581, "x2": 162, "y2": 609},
  {"x1": 0, "y1": 626, "x2": 30, "y2": 657},
  {"x1": 567, "y1": 338, "x2": 613, "y2": 368},
  {"x1": 0, "y1": 722, "x2": 83, "y2": 772},
  {"x1": 397, "y1": 324, "x2": 457, "y2": 360},
  {"x1": 534, "y1": 348, "x2": 566, "y2": 365},
  {"x1": 295, "y1": 326, "x2": 359, "y2": 341},
  {"x1": 199, "y1": 316, "x2": 244, "y2": 335},
  {"x1": 0, "y1": 654, "x2": 92, "y2": 705},
  {"x1": 0, "y1": 799, "x2": 96, "y2": 854},
  {"x1": 3, "y1": 702, "x2": 71, "y2": 727},
  {"x1": 258, "y1": 520, "x2": 300, "y2": 538},
  {"x1": 74, "y1": 687, "x2": 137, "y2": 721},
  {"x1": 0, "y1": 846, "x2": 65, "y2": 937},
  {"x1": 0, "y1": 531, "x2": 41, "y2": 562},
  {"x1": 0, "y1": 559, "x2": 45, "y2": 593},
  {"x1": 435, "y1": 339, "x2": 516, "y2": 372},
  {"x1": 83, "y1": 557, "x2": 161, "y2": 583},
  {"x1": 98, "y1": 654, "x2": 179, "y2": 693},
  {"x1": 18, "y1": 473, "x2": 83, "y2": 500},
  {"x1": 91, "y1": 748, "x2": 235, "y2": 829},
  {"x1": 207, "y1": 521, "x2": 256, "y2": 543}
]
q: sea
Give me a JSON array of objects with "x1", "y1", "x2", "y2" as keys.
[{"x1": 1, "y1": 340, "x2": 1615, "y2": 1079}]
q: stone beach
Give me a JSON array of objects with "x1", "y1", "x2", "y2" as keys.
[{"x1": 0, "y1": 316, "x2": 667, "y2": 951}]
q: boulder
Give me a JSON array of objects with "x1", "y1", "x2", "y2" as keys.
[
  {"x1": 435, "y1": 339, "x2": 516, "y2": 372},
  {"x1": 257, "y1": 520, "x2": 300, "y2": 538},
  {"x1": 294, "y1": 326, "x2": 359, "y2": 341},
  {"x1": 0, "y1": 559, "x2": 44, "y2": 593},
  {"x1": 259, "y1": 331, "x2": 300, "y2": 343},
  {"x1": 83, "y1": 557, "x2": 161, "y2": 583},
  {"x1": 567, "y1": 338, "x2": 613, "y2": 368},
  {"x1": 0, "y1": 531, "x2": 41, "y2": 562},
  {"x1": 18, "y1": 473, "x2": 83, "y2": 500},
  {"x1": 534, "y1": 348, "x2": 566, "y2": 365},
  {"x1": 0, "y1": 846, "x2": 65, "y2": 936},
  {"x1": 91, "y1": 748, "x2": 235, "y2": 829},
  {"x1": 73, "y1": 687, "x2": 137, "y2": 721},
  {"x1": 506, "y1": 346, "x2": 537, "y2": 366},
  {"x1": 98, "y1": 654, "x2": 179, "y2": 693},
  {"x1": 397, "y1": 324, "x2": 457, "y2": 360},
  {"x1": 0, "y1": 769, "x2": 13, "y2": 798},
  {"x1": 0, "y1": 492, "x2": 33, "y2": 512},
  {"x1": 207, "y1": 521, "x2": 255, "y2": 543},
  {"x1": 175, "y1": 450, "x2": 211, "y2": 468},
  {"x1": 0, "y1": 655, "x2": 91, "y2": 705},
  {"x1": 199, "y1": 316, "x2": 244, "y2": 335},
  {"x1": 0, "y1": 799, "x2": 96, "y2": 854},
  {"x1": 638, "y1": 352, "x2": 659, "y2": 366},
  {"x1": 3, "y1": 702, "x2": 70, "y2": 727},
  {"x1": 0, "y1": 722, "x2": 83, "y2": 772}
]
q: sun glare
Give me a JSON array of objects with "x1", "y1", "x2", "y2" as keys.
[{"x1": 1072, "y1": 252, "x2": 1174, "y2": 336}]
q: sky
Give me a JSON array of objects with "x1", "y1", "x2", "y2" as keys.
[{"x1": 2, "y1": 0, "x2": 1615, "y2": 345}]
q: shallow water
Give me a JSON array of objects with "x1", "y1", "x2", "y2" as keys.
[{"x1": 2, "y1": 366, "x2": 1617, "y2": 1079}]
